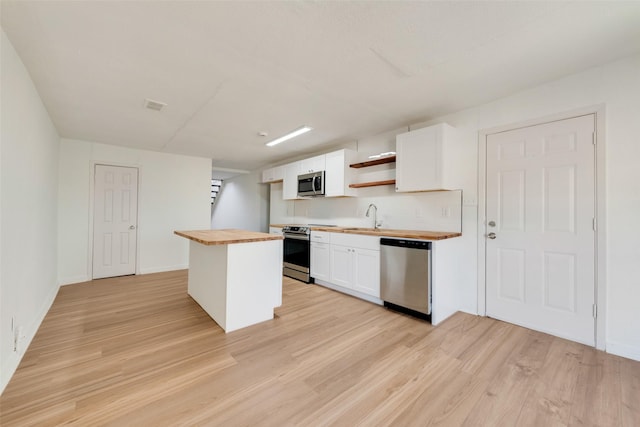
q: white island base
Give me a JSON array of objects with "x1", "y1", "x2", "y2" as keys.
[{"x1": 178, "y1": 230, "x2": 283, "y2": 333}]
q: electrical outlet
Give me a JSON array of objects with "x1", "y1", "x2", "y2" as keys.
[
  {"x1": 14, "y1": 326, "x2": 26, "y2": 353},
  {"x1": 463, "y1": 195, "x2": 477, "y2": 206}
]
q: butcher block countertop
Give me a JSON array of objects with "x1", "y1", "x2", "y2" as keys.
[
  {"x1": 175, "y1": 229, "x2": 283, "y2": 245},
  {"x1": 270, "y1": 224, "x2": 461, "y2": 241}
]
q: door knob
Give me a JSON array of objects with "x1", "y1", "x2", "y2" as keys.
[
  {"x1": 487, "y1": 232, "x2": 496, "y2": 239},
  {"x1": 129, "y1": 225, "x2": 136, "y2": 230}
]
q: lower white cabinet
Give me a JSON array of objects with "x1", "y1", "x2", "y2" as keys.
[
  {"x1": 329, "y1": 244, "x2": 352, "y2": 288},
  {"x1": 352, "y1": 248, "x2": 380, "y2": 297},
  {"x1": 269, "y1": 227, "x2": 283, "y2": 235},
  {"x1": 327, "y1": 234, "x2": 380, "y2": 298},
  {"x1": 310, "y1": 241, "x2": 331, "y2": 282},
  {"x1": 310, "y1": 231, "x2": 332, "y2": 283}
]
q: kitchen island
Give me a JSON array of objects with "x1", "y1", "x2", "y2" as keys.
[{"x1": 175, "y1": 229, "x2": 283, "y2": 333}]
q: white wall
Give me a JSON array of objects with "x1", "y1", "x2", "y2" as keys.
[
  {"x1": 1, "y1": 30, "x2": 60, "y2": 394},
  {"x1": 418, "y1": 53, "x2": 640, "y2": 360},
  {"x1": 269, "y1": 53, "x2": 640, "y2": 361},
  {"x1": 57, "y1": 139, "x2": 212, "y2": 285},
  {"x1": 211, "y1": 171, "x2": 269, "y2": 232}
]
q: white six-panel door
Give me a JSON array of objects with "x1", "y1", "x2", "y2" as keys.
[
  {"x1": 93, "y1": 165, "x2": 139, "y2": 279},
  {"x1": 486, "y1": 114, "x2": 596, "y2": 345}
]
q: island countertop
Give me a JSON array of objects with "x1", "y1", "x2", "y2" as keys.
[{"x1": 175, "y1": 229, "x2": 284, "y2": 245}]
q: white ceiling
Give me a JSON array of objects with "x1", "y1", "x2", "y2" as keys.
[{"x1": 3, "y1": 1, "x2": 640, "y2": 171}]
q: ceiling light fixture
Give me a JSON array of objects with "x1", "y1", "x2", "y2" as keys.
[
  {"x1": 368, "y1": 151, "x2": 396, "y2": 159},
  {"x1": 265, "y1": 125, "x2": 312, "y2": 147}
]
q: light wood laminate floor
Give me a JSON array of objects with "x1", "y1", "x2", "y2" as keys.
[{"x1": 1, "y1": 270, "x2": 638, "y2": 426}]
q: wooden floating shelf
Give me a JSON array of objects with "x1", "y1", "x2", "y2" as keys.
[
  {"x1": 349, "y1": 179, "x2": 396, "y2": 188},
  {"x1": 350, "y1": 156, "x2": 396, "y2": 168}
]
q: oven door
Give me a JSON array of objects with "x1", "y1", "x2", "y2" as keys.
[{"x1": 283, "y1": 233, "x2": 311, "y2": 282}]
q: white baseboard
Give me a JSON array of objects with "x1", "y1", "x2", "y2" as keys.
[
  {"x1": 58, "y1": 275, "x2": 90, "y2": 286},
  {"x1": 606, "y1": 341, "x2": 640, "y2": 362},
  {"x1": 138, "y1": 264, "x2": 188, "y2": 275},
  {"x1": 313, "y1": 280, "x2": 383, "y2": 306},
  {"x1": 0, "y1": 283, "x2": 59, "y2": 395},
  {"x1": 57, "y1": 266, "x2": 188, "y2": 288}
]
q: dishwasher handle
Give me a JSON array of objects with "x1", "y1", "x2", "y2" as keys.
[{"x1": 380, "y1": 238, "x2": 431, "y2": 250}]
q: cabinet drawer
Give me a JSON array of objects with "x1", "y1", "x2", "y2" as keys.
[
  {"x1": 310, "y1": 231, "x2": 331, "y2": 243},
  {"x1": 330, "y1": 233, "x2": 380, "y2": 251}
]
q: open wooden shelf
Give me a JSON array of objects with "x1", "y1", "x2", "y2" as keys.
[
  {"x1": 349, "y1": 179, "x2": 396, "y2": 188},
  {"x1": 349, "y1": 155, "x2": 396, "y2": 168}
]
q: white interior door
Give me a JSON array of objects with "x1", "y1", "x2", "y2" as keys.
[
  {"x1": 485, "y1": 115, "x2": 596, "y2": 345},
  {"x1": 93, "y1": 165, "x2": 138, "y2": 279}
]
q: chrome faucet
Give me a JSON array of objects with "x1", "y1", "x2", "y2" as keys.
[{"x1": 365, "y1": 203, "x2": 380, "y2": 230}]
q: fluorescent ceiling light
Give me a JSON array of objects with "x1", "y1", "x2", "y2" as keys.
[{"x1": 266, "y1": 126, "x2": 312, "y2": 147}]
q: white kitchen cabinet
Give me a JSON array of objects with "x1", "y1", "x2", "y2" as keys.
[
  {"x1": 328, "y1": 233, "x2": 380, "y2": 298},
  {"x1": 353, "y1": 248, "x2": 380, "y2": 296},
  {"x1": 283, "y1": 161, "x2": 303, "y2": 200},
  {"x1": 310, "y1": 231, "x2": 331, "y2": 282},
  {"x1": 261, "y1": 166, "x2": 284, "y2": 183},
  {"x1": 396, "y1": 123, "x2": 460, "y2": 192},
  {"x1": 329, "y1": 244, "x2": 352, "y2": 288},
  {"x1": 324, "y1": 149, "x2": 356, "y2": 197},
  {"x1": 299, "y1": 154, "x2": 325, "y2": 174},
  {"x1": 269, "y1": 227, "x2": 283, "y2": 235}
]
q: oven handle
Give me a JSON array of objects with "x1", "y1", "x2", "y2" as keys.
[{"x1": 284, "y1": 234, "x2": 310, "y2": 241}]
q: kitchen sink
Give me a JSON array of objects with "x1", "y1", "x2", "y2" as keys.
[{"x1": 341, "y1": 227, "x2": 381, "y2": 232}]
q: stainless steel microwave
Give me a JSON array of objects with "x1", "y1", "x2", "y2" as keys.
[{"x1": 297, "y1": 171, "x2": 325, "y2": 197}]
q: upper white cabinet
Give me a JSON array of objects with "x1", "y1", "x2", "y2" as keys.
[
  {"x1": 299, "y1": 154, "x2": 325, "y2": 174},
  {"x1": 282, "y1": 155, "x2": 324, "y2": 200},
  {"x1": 281, "y1": 150, "x2": 355, "y2": 200},
  {"x1": 396, "y1": 123, "x2": 460, "y2": 192},
  {"x1": 325, "y1": 149, "x2": 356, "y2": 197},
  {"x1": 261, "y1": 165, "x2": 284, "y2": 183},
  {"x1": 283, "y1": 161, "x2": 303, "y2": 200}
]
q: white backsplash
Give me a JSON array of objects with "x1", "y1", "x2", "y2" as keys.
[{"x1": 269, "y1": 182, "x2": 462, "y2": 232}]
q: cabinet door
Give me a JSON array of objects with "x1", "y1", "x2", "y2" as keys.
[
  {"x1": 300, "y1": 154, "x2": 326, "y2": 173},
  {"x1": 283, "y1": 161, "x2": 303, "y2": 200},
  {"x1": 311, "y1": 242, "x2": 331, "y2": 282},
  {"x1": 269, "y1": 227, "x2": 283, "y2": 235},
  {"x1": 262, "y1": 166, "x2": 283, "y2": 183},
  {"x1": 325, "y1": 149, "x2": 356, "y2": 197},
  {"x1": 330, "y1": 245, "x2": 352, "y2": 288},
  {"x1": 396, "y1": 125, "x2": 441, "y2": 192},
  {"x1": 353, "y1": 248, "x2": 380, "y2": 297}
]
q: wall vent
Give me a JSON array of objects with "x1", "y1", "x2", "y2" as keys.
[{"x1": 144, "y1": 98, "x2": 167, "y2": 111}]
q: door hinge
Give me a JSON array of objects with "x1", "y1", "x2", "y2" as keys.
[
  {"x1": 592, "y1": 132, "x2": 596, "y2": 145},
  {"x1": 593, "y1": 304, "x2": 598, "y2": 318},
  {"x1": 592, "y1": 218, "x2": 596, "y2": 231}
]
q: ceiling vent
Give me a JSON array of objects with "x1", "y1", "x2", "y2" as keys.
[{"x1": 144, "y1": 98, "x2": 167, "y2": 111}]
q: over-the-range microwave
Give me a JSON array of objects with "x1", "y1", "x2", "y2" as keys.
[{"x1": 297, "y1": 171, "x2": 325, "y2": 197}]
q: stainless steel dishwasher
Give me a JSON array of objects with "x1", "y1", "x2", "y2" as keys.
[{"x1": 380, "y1": 238, "x2": 432, "y2": 317}]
